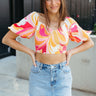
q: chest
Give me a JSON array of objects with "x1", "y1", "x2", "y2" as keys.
[{"x1": 34, "y1": 21, "x2": 69, "y2": 45}]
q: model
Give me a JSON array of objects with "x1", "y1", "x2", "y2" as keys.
[{"x1": 2, "y1": 0, "x2": 94, "y2": 96}]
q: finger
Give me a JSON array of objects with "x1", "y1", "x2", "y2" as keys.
[
  {"x1": 33, "y1": 62, "x2": 37, "y2": 67},
  {"x1": 65, "y1": 60, "x2": 69, "y2": 66},
  {"x1": 65, "y1": 63, "x2": 68, "y2": 66},
  {"x1": 66, "y1": 59, "x2": 68, "y2": 66},
  {"x1": 32, "y1": 59, "x2": 37, "y2": 67},
  {"x1": 30, "y1": 54, "x2": 37, "y2": 67},
  {"x1": 66, "y1": 56, "x2": 70, "y2": 66}
]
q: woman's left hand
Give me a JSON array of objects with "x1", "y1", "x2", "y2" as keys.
[{"x1": 65, "y1": 50, "x2": 73, "y2": 66}]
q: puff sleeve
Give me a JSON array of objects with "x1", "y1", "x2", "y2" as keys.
[
  {"x1": 8, "y1": 11, "x2": 39, "y2": 39},
  {"x1": 68, "y1": 17, "x2": 92, "y2": 43}
]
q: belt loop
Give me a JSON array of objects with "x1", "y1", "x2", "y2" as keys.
[
  {"x1": 60, "y1": 63, "x2": 62, "y2": 69},
  {"x1": 39, "y1": 63, "x2": 43, "y2": 70}
]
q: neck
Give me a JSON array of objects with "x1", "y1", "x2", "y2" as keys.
[{"x1": 47, "y1": 11, "x2": 60, "y2": 23}]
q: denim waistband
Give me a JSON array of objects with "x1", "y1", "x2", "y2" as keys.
[{"x1": 35, "y1": 60, "x2": 67, "y2": 70}]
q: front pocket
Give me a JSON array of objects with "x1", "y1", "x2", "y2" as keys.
[
  {"x1": 61, "y1": 65, "x2": 71, "y2": 74},
  {"x1": 31, "y1": 64, "x2": 41, "y2": 73}
]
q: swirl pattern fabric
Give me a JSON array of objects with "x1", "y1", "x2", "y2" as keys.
[{"x1": 8, "y1": 11, "x2": 92, "y2": 54}]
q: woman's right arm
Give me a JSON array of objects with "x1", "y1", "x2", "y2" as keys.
[{"x1": 2, "y1": 30, "x2": 37, "y2": 67}]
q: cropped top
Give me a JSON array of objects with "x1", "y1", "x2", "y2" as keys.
[{"x1": 8, "y1": 11, "x2": 92, "y2": 54}]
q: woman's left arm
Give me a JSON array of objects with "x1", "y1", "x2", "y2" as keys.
[
  {"x1": 66, "y1": 37, "x2": 94, "y2": 65},
  {"x1": 65, "y1": 17, "x2": 95, "y2": 65}
]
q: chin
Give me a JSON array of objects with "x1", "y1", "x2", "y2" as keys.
[{"x1": 49, "y1": 9, "x2": 59, "y2": 14}]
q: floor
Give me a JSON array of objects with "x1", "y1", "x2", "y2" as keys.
[{"x1": 0, "y1": 56, "x2": 96, "y2": 96}]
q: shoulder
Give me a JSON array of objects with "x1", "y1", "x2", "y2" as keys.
[
  {"x1": 25, "y1": 11, "x2": 39, "y2": 19},
  {"x1": 64, "y1": 16, "x2": 77, "y2": 25},
  {"x1": 65, "y1": 16, "x2": 75, "y2": 21},
  {"x1": 29, "y1": 11, "x2": 39, "y2": 17},
  {"x1": 31, "y1": 11, "x2": 45, "y2": 17},
  {"x1": 37, "y1": 12, "x2": 45, "y2": 19},
  {"x1": 30, "y1": 11, "x2": 46, "y2": 20}
]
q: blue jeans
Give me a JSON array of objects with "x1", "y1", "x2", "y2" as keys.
[{"x1": 29, "y1": 60, "x2": 72, "y2": 96}]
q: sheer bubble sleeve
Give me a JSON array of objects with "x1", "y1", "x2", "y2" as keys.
[
  {"x1": 68, "y1": 17, "x2": 92, "y2": 43},
  {"x1": 8, "y1": 11, "x2": 39, "y2": 39}
]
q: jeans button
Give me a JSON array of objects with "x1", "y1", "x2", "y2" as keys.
[{"x1": 51, "y1": 65, "x2": 54, "y2": 69}]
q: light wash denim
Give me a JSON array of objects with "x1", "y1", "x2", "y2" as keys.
[{"x1": 29, "y1": 60, "x2": 72, "y2": 96}]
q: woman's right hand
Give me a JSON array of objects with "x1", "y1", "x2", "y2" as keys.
[
  {"x1": 30, "y1": 50, "x2": 37, "y2": 67},
  {"x1": 65, "y1": 50, "x2": 73, "y2": 66},
  {"x1": 2, "y1": 30, "x2": 37, "y2": 67}
]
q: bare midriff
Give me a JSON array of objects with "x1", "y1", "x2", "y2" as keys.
[{"x1": 35, "y1": 52, "x2": 67, "y2": 65}]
